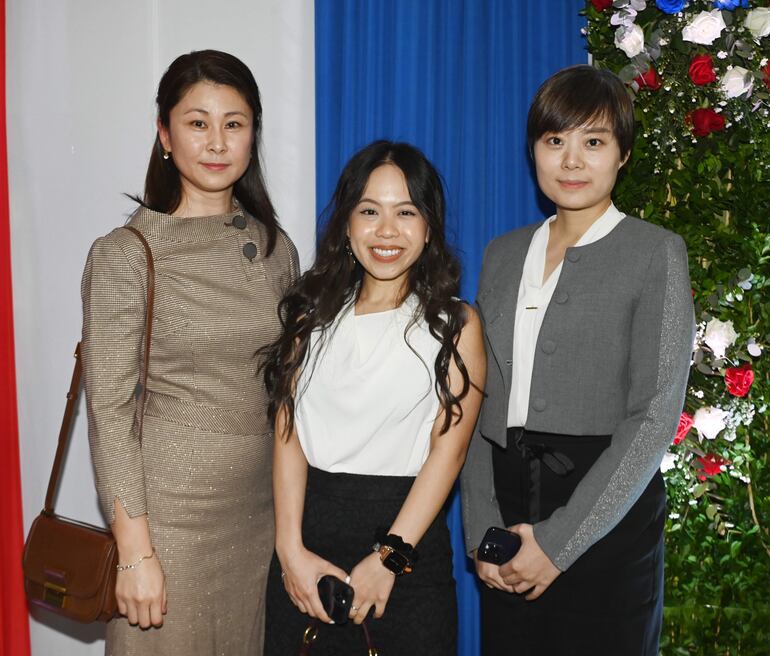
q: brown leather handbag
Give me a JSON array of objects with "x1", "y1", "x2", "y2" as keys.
[{"x1": 22, "y1": 226, "x2": 155, "y2": 623}]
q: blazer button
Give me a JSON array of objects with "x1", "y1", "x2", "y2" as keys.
[
  {"x1": 243, "y1": 242, "x2": 258, "y2": 261},
  {"x1": 505, "y1": 359, "x2": 513, "y2": 366},
  {"x1": 232, "y1": 215, "x2": 247, "y2": 230},
  {"x1": 554, "y1": 291, "x2": 569, "y2": 304},
  {"x1": 566, "y1": 250, "x2": 581, "y2": 263},
  {"x1": 541, "y1": 340, "x2": 556, "y2": 354},
  {"x1": 532, "y1": 398, "x2": 547, "y2": 412}
]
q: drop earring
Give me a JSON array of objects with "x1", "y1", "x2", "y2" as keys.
[
  {"x1": 345, "y1": 239, "x2": 355, "y2": 259},
  {"x1": 163, "y1": 151, "x2": 170, "y2": 160}
]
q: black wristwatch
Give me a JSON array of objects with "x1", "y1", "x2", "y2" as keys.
[{"x1": 372, "y1": 529, "x2": 419, "y2": 576}]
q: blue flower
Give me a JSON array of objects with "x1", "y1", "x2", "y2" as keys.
[
  {"x1": 656, "y1": 0, "x2": 687, "y2": 13},
  {"x1": 712, "y1": 0, "x2": 749, "y2": 8}
]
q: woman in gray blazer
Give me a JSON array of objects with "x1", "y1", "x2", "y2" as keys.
[{"x1": 460, "y1": 65, "x2": 695, "y2": 655}]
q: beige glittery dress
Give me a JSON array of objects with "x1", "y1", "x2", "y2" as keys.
[{"x1": 81, "y1": 205, "x2": 298, "y2": 656}]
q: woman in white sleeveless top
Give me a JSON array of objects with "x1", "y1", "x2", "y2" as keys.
[{"x1": 262, "y1": 141, "x2": 486, "y2": 655}]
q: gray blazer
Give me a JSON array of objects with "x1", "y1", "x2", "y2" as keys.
[{"x1": 460, "y1": 216, "x2": 695, "y2": 571}]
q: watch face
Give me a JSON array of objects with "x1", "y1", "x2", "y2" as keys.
[{"x1": 383, "y1": 550, "x2": 410, "y2": 575}]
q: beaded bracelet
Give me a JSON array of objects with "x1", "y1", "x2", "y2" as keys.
[{"x1": 116, "y1": 548, "x2": 156, "y2": 572}]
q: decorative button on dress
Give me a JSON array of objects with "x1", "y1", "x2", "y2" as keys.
[{"x1": 81, "y1": 205, "x2": 298, "y2": 656}]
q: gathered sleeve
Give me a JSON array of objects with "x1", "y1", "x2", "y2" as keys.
[
  {"x1": 533, "y1": 233, "x2": 695, "y2": 571},
  {"x1": 283, "y1": 231, "x2": 300, "y2": 286},
  {"x1": 81, "y1": 231, "x2": 148, "y2": 523}
]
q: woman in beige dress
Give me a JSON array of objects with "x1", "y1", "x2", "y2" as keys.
[{"x1": 81, "y1": 50, "x2": 297, "y2": 655}]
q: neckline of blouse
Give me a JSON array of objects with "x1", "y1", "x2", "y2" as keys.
[
  {"x1": 128, "y1": 203, "x2": 251, "y2": 243},
  {"x1": 341, "y1": 293, "x2": 421, "y2": 326},
  {"x1": 523, "y1": 204, "x2": 626, "y2": 291}
]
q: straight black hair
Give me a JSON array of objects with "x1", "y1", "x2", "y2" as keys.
[{"x1": 133, "y1": 49, "x2": 279, "y2": 255}]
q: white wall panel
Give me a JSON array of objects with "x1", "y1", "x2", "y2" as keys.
[{"x1": 7, "y1": 2, "x2": 315, "y2": 653}]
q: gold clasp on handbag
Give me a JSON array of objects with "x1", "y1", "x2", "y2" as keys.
[
  {"x1": 302, "y1": 624, "x2": 319, "y2": 645},
  {"x1": 43, "y1": 581, "x2": 67, "y2": 608}
]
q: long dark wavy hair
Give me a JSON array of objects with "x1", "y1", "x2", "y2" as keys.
[
  {"x1": 263, "y1": 140, "x2": 471, "y2": 438},
  {"x1": 132, "y1": 49, "x2": 279, "y2": 255}
]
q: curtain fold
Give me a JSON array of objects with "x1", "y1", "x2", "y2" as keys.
[
  {"x1": 0, "y1": 0, "x2": 32, "y2": 653},
  {"x1": 315, "y1": 2, "x2": 586, "y2": 653}
]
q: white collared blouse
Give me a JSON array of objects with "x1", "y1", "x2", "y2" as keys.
[{"x1": 507, "y1": 203, "x2": 625, "y2": 427}]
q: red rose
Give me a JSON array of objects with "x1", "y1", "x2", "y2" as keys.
[
  {"x1": 688, "y1": 54, "x2": 717, "y2": 86},
  {"x1": 674, "y1": 412, "x2": 694, "y2": 445},
  {"x1": 635, "y1": 67, "x2": 662, "y2": 91},
  {"x1": 686, "y1": 108, "x2": 726, "y2": 137},
  {"x1": 591, "y1": 0, "x2": 613, "y2": 10},
  {"x1": 725, "y1": 362, "x2": 755, "y2": 397},
  {"x1": 696, "y1": 454, "x2": 729, "y2": 481},
  {"x1": 763, "y1": 62, "x2": 770, "y2": 91}
]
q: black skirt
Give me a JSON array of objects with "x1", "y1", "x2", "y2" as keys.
[
  {"x1": 264, "y1": 467, "x2": 457, "y2": 655},
  {"x1": 482, "y1": 428, "x2": 665, "y2": 656}
]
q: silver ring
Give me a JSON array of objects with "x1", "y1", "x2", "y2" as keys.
[
  {"x1": 280, "y1": 571, "x2": 286, "y2": 578},
  {"x1": 350, "y1": 605, "x2": 360, "y2": 612}
]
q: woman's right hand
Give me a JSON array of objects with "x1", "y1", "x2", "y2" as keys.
[
  {"x1": 110, "y1": 502, "x2": 167, "y2": 628},
  {"x1": 278, "y1": 545, "x2": 349, "y2": 623},
  {"x1": 115, "y1": 549, "x2": 167, "y2": 628},
  {"x1": 474, "y1": 550, "x2": 514, "y2": 593}
]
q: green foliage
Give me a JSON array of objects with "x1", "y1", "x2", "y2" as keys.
[{"x1": 585, "y1": 1, "x2": 770, "y2": 653}]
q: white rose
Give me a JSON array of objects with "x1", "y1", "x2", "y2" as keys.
[
  {"x1": 703, "y1": 318, "x2": 738, "y2": 358},
  {"x1": 745, "y1": 8, "x2": 770, "y2": 40},
  {"x1": 682, "y1": 10, "x2": 727, "y2": 46},
  {"x1": 615, "y1": 23, "x2": 645, "y2": 58},
  {"x1": 721, "y1": 67, "x2": 754, "y2": 99},
  {"x1": 693, "y1": 406, "x2": 728, "y2": 441},
  {"x1": 660, "y1": 452, "x2": 679, "y2": 474}
]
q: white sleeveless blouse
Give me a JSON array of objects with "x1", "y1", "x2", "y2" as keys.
[{"x1": 295, "y1": 295, "x2": 442, "y2": 476}]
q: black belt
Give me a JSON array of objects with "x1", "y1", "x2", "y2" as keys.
[{"x1": 508, "y1": 427, "x2": 575, "y2": 523}]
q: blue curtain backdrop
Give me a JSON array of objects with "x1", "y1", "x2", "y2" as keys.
[{"x1": 315, "y1": 2, "x2": 586, "y2": 653}]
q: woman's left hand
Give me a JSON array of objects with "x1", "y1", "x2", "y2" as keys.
[
  {"x1": 347, "y1": 552, "x2": 396, "y2": 624},
  {"x1": 498, "y1": 523, "x2": 561, "y2": 600}
]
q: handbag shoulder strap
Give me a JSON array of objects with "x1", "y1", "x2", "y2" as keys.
[{"x1": 43, "y1": 226, "x2": 155, "y2": 516}]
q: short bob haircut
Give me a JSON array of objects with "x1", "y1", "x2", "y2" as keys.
[{"x1": 527, "y1": 65, "x2": 635, "y2": 161}]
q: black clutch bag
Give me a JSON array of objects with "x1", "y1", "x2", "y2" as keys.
[{"x1": 477, "y1": 526, "x2": 522, "y2": 565}]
